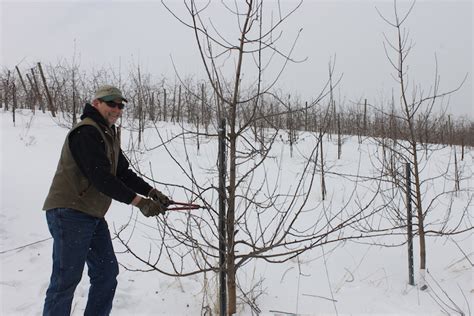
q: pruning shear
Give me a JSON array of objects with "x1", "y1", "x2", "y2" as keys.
[{"x1": 166, "y1": 201, "x2": 202, "y2": 211}]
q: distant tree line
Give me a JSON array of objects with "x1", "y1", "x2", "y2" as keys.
[{"x1": 1, "y1": 62, "x2": 472, "y2": 150}]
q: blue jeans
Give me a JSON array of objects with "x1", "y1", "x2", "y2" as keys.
[{"x1": 43, "y1": 208, "x2": 119, "y2": 316}]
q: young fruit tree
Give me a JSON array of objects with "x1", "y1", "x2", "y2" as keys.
[
  {"x1": 367, "y1": 0, "x2": 472, "y2": 290},
  {"x1": 115, "y1": 1, "x2": 381, "y2": 315}
]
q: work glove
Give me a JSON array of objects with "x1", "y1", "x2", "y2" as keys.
[
  {"x1": 136, "y1": 197, "x2": 166, "y2": 217},
  {"x1": 148, "y1": 188, "x2": 172, "y2": 207}
]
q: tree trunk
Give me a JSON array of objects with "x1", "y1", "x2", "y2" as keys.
[
  {"x1": 163, "y1": 88, "x2": 167, "y2": 122},
  {"x1": 12, "y1": 83, "x2": 17, "y2": 125},
  {"x1": 226, "y1": 127, "x2": 237, "y2": 316},
  {"x1": 337, "y1": 114, "x2": 342, "y2": 159},
  {"x1": 410, "y1": 135, "x2": 427, "y2": 289},
  {"x1": 2, "y1": 70, "x2": 10, "y2": 110},
  {"x1": 225, "y1": 3, "x2": 253, "y2": 314},
  {"x1": 320, "y1": 131, "x2": 327, "y2": 200},
  {"x1": 25, "y1": 74, "x2": 36, "y2": 114},
  {"x1": 72, "y1": 69, "x2": 77, "y2": 126}
]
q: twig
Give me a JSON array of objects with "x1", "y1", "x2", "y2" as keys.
[
  {"x1": 0, "y1": 237, "x2": 51, "y2": 254},
  {"x1": 322, "y1": 246, "x2": 338, "y2": 315},
  {"x1": 426, "y1": 270, "x2": 465, "y2": 315},
  {"x1": 268, "y1": 310, "x2": 297, "y2": 316},
  {"x1": 302, "y1": 293, "x2": 338, "y2": 302},
  {"x1": 457, "y1": 283, "x2": 470, "y2": 316},
  {"x1": 451, "y1": 237, "x2": 473, "y2": 267}
]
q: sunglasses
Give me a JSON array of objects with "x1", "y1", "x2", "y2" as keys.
[{"x1": 100, "y1": 99, "x2": 125, "y2": 110}]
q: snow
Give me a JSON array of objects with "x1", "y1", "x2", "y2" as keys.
[{"x1": 1, "y1": 110, "x2": 472, "y2": 315}]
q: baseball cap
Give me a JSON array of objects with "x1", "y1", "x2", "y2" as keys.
[{"x1": 94, "y1": 85, "x2": 128, "y2": 102}]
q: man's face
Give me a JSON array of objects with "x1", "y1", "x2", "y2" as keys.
[{"x1": 93, "y1": 99, "x2": 124, "y2": 126}]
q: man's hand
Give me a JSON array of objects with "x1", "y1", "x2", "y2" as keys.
[
  {"x1": 136, "y1": 197, "x2": 166, "y2": 217},
  {"x1": 148, "y1": 189, "x2": 172, "y2": 207}
]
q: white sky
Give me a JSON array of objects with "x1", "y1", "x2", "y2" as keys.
[{"x1": 1, "y1": 0, "x2": 472, "y2": 117}]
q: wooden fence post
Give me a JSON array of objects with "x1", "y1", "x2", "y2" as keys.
[{"x1": 37, "y1": 62, "x2": 56, "y2": 117}]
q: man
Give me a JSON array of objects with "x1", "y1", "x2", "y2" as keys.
[{"x1": 42, "y1": 85, "x2": 170, "y2": 316}]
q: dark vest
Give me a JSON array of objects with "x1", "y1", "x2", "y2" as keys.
[{"x1": 42, "y1": 118, "x2": 121, "y2": 218}]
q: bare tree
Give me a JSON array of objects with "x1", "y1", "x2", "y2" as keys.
[
  {"x1": 114, "y1": 1, "x2": 370, "y2": 315},
  {"x1": 370, "y1": 0, "x2": 472, "y2": 290},
  {"x1": 107, "y1": 1, "x2": 433, "y2": 315}
]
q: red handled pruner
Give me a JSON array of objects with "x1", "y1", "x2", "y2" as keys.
[{"x1": 166, "y1": 201, "x2": 202, "y2": 211}]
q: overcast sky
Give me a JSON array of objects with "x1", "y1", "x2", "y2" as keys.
[{"x1": 1, "y1": 0, "x2": 472, "y2": 117}]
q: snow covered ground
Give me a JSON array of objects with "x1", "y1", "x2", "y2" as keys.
[{"x1": 1, "y1": 110, "x2": 472, "y2": 315}]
